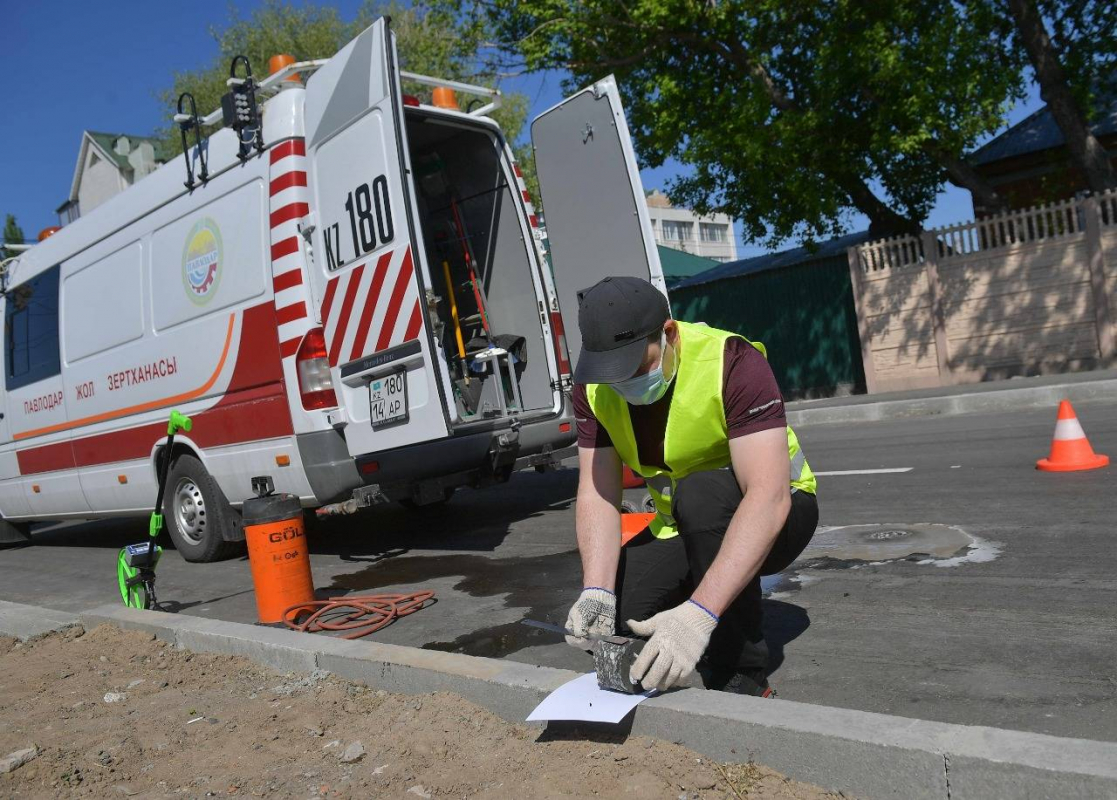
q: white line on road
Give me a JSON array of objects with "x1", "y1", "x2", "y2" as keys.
[{"x1": 813, "y1": 468, "x2": 914, "y2": 476}]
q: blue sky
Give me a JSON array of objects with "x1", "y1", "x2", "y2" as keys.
[{"x1": 1, "y1": 1, "x2": 1042, "y2": 260}]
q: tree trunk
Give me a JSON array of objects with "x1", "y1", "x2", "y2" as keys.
[
  {"x1": 1007, "y1": 0, "x2": 1116, "y2": 193},
  {"x1": 839, "y1": 176, "x2": 923, "y2": 239},
  {"x1": 921, "y1": 140, "x2": 1011, "y2": 215}
]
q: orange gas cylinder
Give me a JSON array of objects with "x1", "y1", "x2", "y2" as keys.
[{"x1": 243, "y1": 487, "x2": 314, "y2": 623}]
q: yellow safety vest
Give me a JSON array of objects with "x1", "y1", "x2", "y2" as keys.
[{"x1": 587, "y1": 321, "x2": 816, "y2": 540}]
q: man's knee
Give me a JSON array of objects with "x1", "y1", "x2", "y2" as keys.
[{"x1": 672, "y1": 469, "x2": 742, "y2": 534}]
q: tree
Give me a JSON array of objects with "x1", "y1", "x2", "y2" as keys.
[
  {"x1": 158, "y1": 1, "x2": 538, "y2": 197},
  {"x1": 1006, "y1": 0, "x2": 1117, "y2": 193},
  {"x1": 475, "y1": 0, "x2": 1029, "y2": 246},
  {"x1": 1, "y1": 214, "x2": 25, "y2": 263}
]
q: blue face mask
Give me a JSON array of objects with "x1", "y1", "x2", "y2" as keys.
[{"x1": 613, "y1": 335, "x2": 675, "y2": 405}]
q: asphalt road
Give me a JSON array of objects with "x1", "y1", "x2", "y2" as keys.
[{"x1": 3, "y1": 399, "x2": 1116, "y2": 743}]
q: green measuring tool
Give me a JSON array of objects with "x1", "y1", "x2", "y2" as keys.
[{"x1": 116, "y1": 410, "x2": 192, "y2": 609}]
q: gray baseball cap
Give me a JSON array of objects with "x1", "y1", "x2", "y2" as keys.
[{"x1": 574, "y1": 276, "x2": 669, "y2": 384}]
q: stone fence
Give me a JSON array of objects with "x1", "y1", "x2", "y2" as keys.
[{"x1": 847, "y1": 191, "x2": 1117, "y2": 393}]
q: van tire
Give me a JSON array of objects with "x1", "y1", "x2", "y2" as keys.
[{"x1": 163, "y1": 454, "x2": 241, "y2": 563}]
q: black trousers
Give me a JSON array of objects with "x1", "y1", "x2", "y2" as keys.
[{"x1": 615, "y1": 469, "x2": 819, "y2": 673}]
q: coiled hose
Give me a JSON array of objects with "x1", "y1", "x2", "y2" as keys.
[{"x1": 281, "y1": 591, "x2": 435, "y2": 639}]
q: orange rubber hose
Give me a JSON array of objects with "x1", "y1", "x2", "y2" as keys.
[{"x1": 280, "y1": 591, "x2": 436, "y2": 640}]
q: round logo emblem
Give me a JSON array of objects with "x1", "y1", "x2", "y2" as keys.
[{"x1": 181, "y1": 218, "x2": 223, "y2": 304}]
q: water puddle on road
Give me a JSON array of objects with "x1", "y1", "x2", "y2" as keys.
[
  {"x1": 326, "y1": 549, "x2": 584, "y2": 658},
  {"x1": 326, "y1": 523, "x2": 1000, "y2": 658}
]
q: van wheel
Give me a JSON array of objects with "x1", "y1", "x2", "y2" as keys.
[
  {"x1": 163, "y1": 454, "x2": 241, "y2": 563},
  {"x1": 0, "y1": 518, "x2": 31, "y2": 547}
]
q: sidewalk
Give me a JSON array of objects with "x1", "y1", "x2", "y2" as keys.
[{"x1": 787, "y1": 368, "x2": 1117, "y2": 426}]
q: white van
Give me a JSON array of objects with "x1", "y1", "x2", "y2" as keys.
[{"x1": 0, "y1": 19, "x2": 667, "y2": 561}]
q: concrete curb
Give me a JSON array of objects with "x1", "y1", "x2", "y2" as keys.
[
  {"x1": 0, "y1": 600, "x2": 81, "y2": 641},
  {"x1": 0, "y1": 603, "x2": 1093, "y2": 799},
  {"x1": 786, "y1": 378, "x2": 1117, "y2": 426}
]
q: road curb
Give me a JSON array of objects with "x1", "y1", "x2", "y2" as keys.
[
  {"x1": 23, "y1": 603, "x2": 1105, "y2": 799},
  {"x1": 0, "y1": 599, "x2": 81, "y2": 641},
  {"x1": 787, "y1": 378, "x2": 1117, "y2": 426}
]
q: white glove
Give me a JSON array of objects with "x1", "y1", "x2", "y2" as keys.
[
  {"x1": 564, "y1": 587, "x2": 616, "y2": 649},
  {"x1": 627, "y1": 600, "x2": 718, "y2": 691}
]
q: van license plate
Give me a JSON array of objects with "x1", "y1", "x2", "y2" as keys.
[{"x1": 369, "y1": 370, "x2": 408, "y2": 428}]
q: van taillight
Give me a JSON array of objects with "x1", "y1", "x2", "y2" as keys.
[
  {"x1": 550, "y1": 311, "x2": 572, "y2": 375},
  {"x1": 296, "y1": 328, "x2": 338, "y2": 410}
]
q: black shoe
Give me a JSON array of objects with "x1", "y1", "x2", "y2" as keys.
[{"x1": 706, "y1": 667, "x2": 776, "y2": 698}]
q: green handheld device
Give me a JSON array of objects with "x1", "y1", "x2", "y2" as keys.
[{"x1": 116, "y1": 410, "x2": 192, "y2": 609}]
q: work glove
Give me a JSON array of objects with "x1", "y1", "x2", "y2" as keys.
[
  {"x1": 627, "y1": 600, "x2": 719, "y2": 691},
  {"x1": 564, "y1": 587, "x2": 616, "y2": 649}
]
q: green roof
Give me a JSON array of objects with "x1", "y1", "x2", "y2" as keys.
[
  {"x1": 87, "y1": 131, "x2": 168, "y2": 169},
  {"x1": 658, "y1": 245, "x2": 721, "y2": 282}
]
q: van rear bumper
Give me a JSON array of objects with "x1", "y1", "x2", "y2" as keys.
[
  {"x1": 296, "y1": 428, "x2": 364, "y2": 505},
  {"x1": 354, "y1": 394, "x2": 576, "y2": 490}
]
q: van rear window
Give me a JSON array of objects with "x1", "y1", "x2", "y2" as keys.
[{"x1": 5, "y1": 265, "x2": 61, "y2": 390}]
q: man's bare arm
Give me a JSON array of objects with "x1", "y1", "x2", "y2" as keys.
[
  {"x1": 575, "y1": 445, "x2": 624, "y2": 590},
  {"x1": 689, "y1": 428, "x2": 791, "y2": 616}
]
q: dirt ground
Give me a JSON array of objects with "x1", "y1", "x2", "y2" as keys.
[{"x1": 0, "y1": 626, "x2": 837, "y2": 799}]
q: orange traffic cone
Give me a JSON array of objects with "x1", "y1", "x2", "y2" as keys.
[{"x1": 1036, "y1": 400, "x2": 1109, "y2": 472}]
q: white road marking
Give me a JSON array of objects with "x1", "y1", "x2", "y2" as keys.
[{"x1": 814, "y1": 468, "x2": 914, "y2": 476}]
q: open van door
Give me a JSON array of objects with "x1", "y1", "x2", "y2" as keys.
[
  {"x1": 303, "y1": 19, "x2": 449, "y2": 458},
  {"x1": 531, "y1": 76, "x2": 668, "y2": 374}
]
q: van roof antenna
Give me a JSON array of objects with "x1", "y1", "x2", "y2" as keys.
[
  {"x1": 174, "y1": 93, "x2": 209, "y2": 190},
  {"x1": 222, "y1": 55, "x2": 265, "y2": 162}
]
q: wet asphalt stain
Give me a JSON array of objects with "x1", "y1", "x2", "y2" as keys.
[{"x1": 326, "y1": 549, "x2": 584, "y2": 658}]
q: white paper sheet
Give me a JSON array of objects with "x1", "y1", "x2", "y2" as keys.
[{"x1": 526, "y1": 672, "x2": 655, "y2": 724}]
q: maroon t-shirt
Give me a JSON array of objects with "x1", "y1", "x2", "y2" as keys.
[{"x1": 573, "y1": 337, "x2": 786, "y2": 469}]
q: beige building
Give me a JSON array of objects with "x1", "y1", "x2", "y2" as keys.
[
  {"x1": 56, "y1": 131, "x2": 165, "y2": 226},
  {"x1": 644, "y1": 189, "x2": 738, "y2": 263}
]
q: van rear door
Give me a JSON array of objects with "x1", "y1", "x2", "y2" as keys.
[
  {"x1": 531, "y1": 75, "x2": 668, "y2": 374},
  {"x1": 303, "y1": 19, "x2": 449, "y2": 458}
]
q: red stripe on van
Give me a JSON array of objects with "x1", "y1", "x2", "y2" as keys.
[
  {"x1": 270, "y1": 139, "x2": 306, "y2": 164},
  {"x1": 271, "y1": 237, "x2": 299, "y2": 261},
  {"x1": 404, "y1": 300, "x2": 423, "y2": 341},
  {"x1": 522, "y1": 190, "x2": 531, "y2": 203},
  {"x1": 320, "y1": 276, "x2": 339, "y2": 326},
  {"x1": 16, "y1": 440, "x2": 76, "y2": 474},
  {"x1": 280, "y1": 336, "x2": 302, "y2": 358},
  {"x1": 349, "y1": 250, "x2": 393, "y2": 362},
  {"x1": 513, "y1": 164, "x2": 523, "y2": 178},
  {"x1": 528, "y1": 215, "x2": 538, "y2": 228},
  {"x1": 270, "y1": 171, "x2": 307, "y2": 196},
  {"x1": 275, "y1": 302, "x2": 307, "y2": 325},
  {"x1": 272, "y1": 269, "x2": 303, "y2": 293},
  {"x1": 17, "y1": 302, "x2": 292, "y2": 474},
  {"x1": 328, "y1": 265, "x2": 365, "y2": 366},
  {"x1": 270, "y1": 202, "x2": 309, "y2": 228},
  {"x1": 375, "y1": 248, "x2": 414, "y2": 352}
]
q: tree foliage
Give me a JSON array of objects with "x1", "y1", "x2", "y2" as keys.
[
  {"x1": 2, "y1": 214, "x2": 25, "y2": 263},
  {"x1": 158, "y1": 1, "x2": 537, "y2": 195},
  {"x1": 476, "y1": 0, "x2": 1037, "y2": 245}
]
